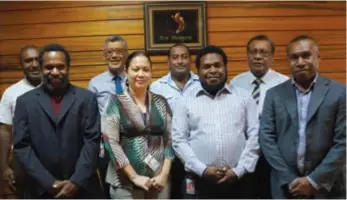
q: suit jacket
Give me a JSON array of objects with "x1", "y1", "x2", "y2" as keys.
[
  {"x1": 13, "y1": 84, "x2": 101, "y2": 198},
  {"x1": 259, "y1": 75, "x2": 346, "y2": 199}
]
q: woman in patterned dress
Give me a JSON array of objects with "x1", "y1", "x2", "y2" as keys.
[{"x1": 101, "y1": 51, "x2": 174, "y2": 199}]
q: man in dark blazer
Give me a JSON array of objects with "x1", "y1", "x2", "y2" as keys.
[
  {"x1": 13, "y1": 44, "x2": 101, "y2": 198},
  {"x1": 259, "y1": 35, "x2": 346, "y2": 199}
]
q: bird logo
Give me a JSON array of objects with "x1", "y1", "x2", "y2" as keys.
[{"x1": 171, "y1": 12, "x2": 185, "y2": 34}]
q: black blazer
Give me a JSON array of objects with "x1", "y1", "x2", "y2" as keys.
[{"x1": 13, "y1": 84, "x2": 101, "y2": 198}]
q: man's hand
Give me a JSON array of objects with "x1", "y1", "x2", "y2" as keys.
[
  {"x1": 217, "y1": 167, "x2": 238, "y2": 184},
  {"x1": 202, "y1": 166, "x2": 225, "y2": 183},
  {"x1": 289, "y1": 177, "x2": 315, "y2": 197},
  {"x1": 53, "y1": 180, "x2": 78, "y2": 198},
  {"x1": 3, "y1": 167, "x2": 15, "y2": 191}
]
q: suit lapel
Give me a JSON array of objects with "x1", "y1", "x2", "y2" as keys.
[
  {"x1": 36, "y1": 86, "x2": 58, "y2": 124},
  {"x1": 306, "y1": 76, "x2": 330, "y2": 123},
  {"x1": 284, "y1": 81, "x2": 298, "y2": 124},
  {"x1": 57, "y1": 85, "x2": 76, "y2": 125}
]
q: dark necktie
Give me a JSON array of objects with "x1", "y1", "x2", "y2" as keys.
[
  {"x1": 252, "y1": 79, "x2": 262, "y2": 104},
  {"x1": 114, "y1": 76, "x2": 123, "y2": 94}
]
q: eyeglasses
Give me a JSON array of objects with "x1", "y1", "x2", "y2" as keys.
[
  {"x1": 104, "y1": 48, "x2": 126, "y2": 56},
  {"x1": 248, "y1": 49, "x2": 271, "y2": 58}
]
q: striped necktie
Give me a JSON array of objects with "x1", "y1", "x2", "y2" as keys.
[
  {"x1": 252, "y1": 79, "x2": 262, "y2": 104},
  {"x1": 114, "y1": 76, "x2": 123, "y2": 94}
]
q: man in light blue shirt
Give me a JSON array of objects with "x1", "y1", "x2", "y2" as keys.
[
  {"x1": 150, "y1": 43, "x2": 200, "y2": 199},
  {"x1": 88, "y1": 35, "x2": 128, "y2": 114},
  {"x1": 151, "y1": 43, "x2": 200, "y2": 111},
  {"x1": 88, "y1": 35, "x2": 128, "y2": 198}
]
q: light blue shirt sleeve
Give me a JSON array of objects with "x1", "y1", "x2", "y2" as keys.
[
  {"x1": 171, "y1": 98, "x2": 207, "y2": 177},
  {"x1": 307, "y1": 176, "x2": 320, "y2": 190}
]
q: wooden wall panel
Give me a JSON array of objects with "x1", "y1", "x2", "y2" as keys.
[{"x1": 0, "y1": 1, "x2": 345, "y2": 97}]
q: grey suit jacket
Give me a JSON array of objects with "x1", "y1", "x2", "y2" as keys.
[{"x1": 259, "y1": 75, "x2": 346, "y2": 199}]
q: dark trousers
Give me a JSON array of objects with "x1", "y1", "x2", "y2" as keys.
[
  {"x1": 252, "y1": 153, "x2": 272, "y2": 199},
  {"x1": 98, "y1": 152, "x2": 111, "y2": 199},
  {"x1": 182, "y1": 172, "x2": 254, "y2": 199},
  {"x1": 170, "y1": 157, "x2": 185, "y2": 199}
]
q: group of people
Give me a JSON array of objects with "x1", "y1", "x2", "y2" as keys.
[{"x1": 0, "y1": 34, "x2": 345, "y2": 199}]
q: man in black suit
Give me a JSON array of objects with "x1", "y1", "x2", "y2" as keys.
[{"x1": 13, "y1": 44, "x2": 101, "y2": 198}]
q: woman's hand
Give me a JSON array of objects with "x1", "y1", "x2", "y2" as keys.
[
  {"x1": 150, "y1": 173, "x2": 168, "y2": 191},
  {"x1": 130, "y1": 174, "x2": 153, "y2": 191}
]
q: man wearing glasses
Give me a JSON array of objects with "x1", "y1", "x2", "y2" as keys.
[
  {"x1": 88, "y1": 35, "x2": 129, "y2": 198},
  {"x1": 230, "y1": 35, "x2": 288, "y2": 198}
]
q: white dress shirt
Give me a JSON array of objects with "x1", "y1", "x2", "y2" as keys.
[
  {"x1": 230, "y1": 69, "x2": 288, "y2": 115},
  {"x1": 172, "y1": 84, "x2": 260, "y2": 178}
]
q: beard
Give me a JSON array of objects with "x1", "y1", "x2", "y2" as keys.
[
  {"x1": 170, "y1": 67, "x2": 190, "y2": 81},
  {"x1": 200, "y1": 76, "x2": 227, "y2": 97},
  {"x1": 43, "y1": 74, "x2": 70, "y2": 96}
]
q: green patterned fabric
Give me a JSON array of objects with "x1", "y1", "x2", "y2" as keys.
[{"x1": 102, "y1": 91, "x2": 174, "y2": 178}]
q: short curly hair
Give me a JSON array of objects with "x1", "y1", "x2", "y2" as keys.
[{"x1": 195, "y1": 45, "x2": 228, "y2": 69}]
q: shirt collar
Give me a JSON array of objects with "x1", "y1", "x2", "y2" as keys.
[
  {"x1": 23, "y1": 77, "x2": 42, "y2": 88},
  {"x1": 160, "y1": 72, "x2": 199, "y2": 84},
  {"x1": 291, "y1": 73, "x2": 319, "y2": 93},
  {"x1": 248, "y1": 68, "x2": 275, "y2": 85},
  {"x1": 107, "y1": 70, "x2": 126, "y2": 81},
  {"x1": 195, "y1": 83, "x2": 232, "y2": 97}
]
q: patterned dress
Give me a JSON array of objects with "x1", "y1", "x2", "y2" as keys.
[{"x1": 101, "y1": 90, "x2": 175, "y2": 187}]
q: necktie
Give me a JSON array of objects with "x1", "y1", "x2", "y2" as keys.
[
  {"x1": 252, "y1": 79, "x2": 262, "y2": 104},
  {"x1": 114, "y1": 76, "x2": 123, "y2": 94}
]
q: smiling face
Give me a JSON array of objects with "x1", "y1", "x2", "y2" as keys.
[
  {"x1": 247, "y1": 40, "x2": 273, "y2": 78},
  {"x1": 41, "y1": 51, "x2": 69, "y2": 92},
  {"x1": 21, "y1": 48, "x2": 41, "y2": 82},
  {"x1": 198, "y1": 53, "x2": 227, "y2": 94},
  {"x1": 126, "y1": 55, "x2": 152, "y2": 91},
  {"x1": 287, "y1": 39, "x2": 319, "y2": 83},
  {"x1": 103, "y1": 41, "x2": 128, "y2": 74}
]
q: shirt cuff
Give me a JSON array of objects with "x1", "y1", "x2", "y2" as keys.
[
  {"x1": 232, "y1": 166, "x2": 246, "y2": 179},
  {"x1": 307, "y1": 176, "x2": 320, "y2": 190},
  {"x1": 186, "y1": 159, "x2": 207, "y2": 177}
]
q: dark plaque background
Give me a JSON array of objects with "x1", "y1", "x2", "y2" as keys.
[{"x1": 152, "y1": 10, "x2": 199, "y2": 44}]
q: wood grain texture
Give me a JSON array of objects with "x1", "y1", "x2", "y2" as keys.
[
  {"x1": 0, "y1": 20, "x2": 144, "y2": 40},
  {"x1": 207, "y1": 2, "x2": 345, "y2": 17},
  {"x1": 1, "y1": 30, "x2": 345, "y2": 55},
  {"x1": 0, "y1": 1, "x2": 345, "y2": 97}
]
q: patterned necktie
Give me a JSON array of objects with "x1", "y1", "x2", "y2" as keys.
[
  {"x1": 114, "y1": 76, "x2": 123, "y2": 94},
  {"x1": 252, "y1": 79, "x2": 262, "y2": 104}
]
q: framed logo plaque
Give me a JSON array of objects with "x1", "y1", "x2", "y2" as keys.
[{"x1": 144, "y1": 2, "x2": 207, "y2": 54}]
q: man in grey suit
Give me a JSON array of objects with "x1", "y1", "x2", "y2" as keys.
[{"x1": 259, "y1": 35, "x2": 346, "y2": 199}]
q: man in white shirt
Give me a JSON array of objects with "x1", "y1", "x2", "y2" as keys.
[
  {"x1": 230, "y1": 34, "x2": 288, "y2": 198},
  {"x1": 0, "y1": 45, "x2": 41, "y2": 198}
]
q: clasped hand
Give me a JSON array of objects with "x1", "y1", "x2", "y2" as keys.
[
  {"x1": 203, "y1": 166, "x2": 238, "y2": 184},
  {"x1": 130, "y1": 173, "x2": 168, "y2": 192},
  {"x1": 52, "y1": 180, "x2": 78, "y2": 198}
]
